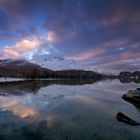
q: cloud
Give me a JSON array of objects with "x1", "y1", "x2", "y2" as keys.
[
  {"x1": 0, "y1": 0, "x2": 140, "y2": 73},
  {"x1": 1, "y1": 38, "x2": 41, "y2": 58},
  {"x1": 0, "y1": 33, "x2": 60, "y2": 59},
  {"x1": 47, "y1": 31, "x2": 59, "y2": 43},
  {"x1": 80, "y1": 49, "x2": 140, "y2": 73},
  {"x1": 68, "y1": 38, "x2": 128, "y2": 60}
]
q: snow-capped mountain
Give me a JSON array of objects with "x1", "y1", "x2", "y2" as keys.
[
  {"x1": 0, "y1": 58, "x2": 104, "y2": 80},
  {"x1": 32, "y1": 54, "x2": 83, "y2": 70},
  {"x1": 0, "y1": 58, "x2": 40, "y2": 69},
  {"x1": 0, "y1": 58, "x2": 51, "y2": 77}
]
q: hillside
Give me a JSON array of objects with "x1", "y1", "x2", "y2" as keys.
[
  {"x1": 0, "y1": 59, "x2": 52, "y2": 78},
  {"x1": 0, "y1": 58, "x2": 103, "y2": 79}
]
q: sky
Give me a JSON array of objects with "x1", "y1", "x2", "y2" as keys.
[{"x1": 0, "y1": 0, "x2": 140, "y2": 73}]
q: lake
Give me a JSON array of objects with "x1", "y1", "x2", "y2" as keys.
[{"x1": 0, "y1": 79, "x2": 140, "y2": 140}]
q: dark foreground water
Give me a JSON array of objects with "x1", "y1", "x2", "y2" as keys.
[{"x1": 0, "y1": 79, "x2": 140, "y2": 140}]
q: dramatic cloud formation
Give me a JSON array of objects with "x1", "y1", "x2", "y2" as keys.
[
  {"x1": 68, "y1": 38, "x2": 129, "y2": 60},
  {"x1": 3, "y1": 39, "x2": 40, "y2": 57},
  {"x1": 0, "y1": 0, "x2": 140, "y2": 73}
]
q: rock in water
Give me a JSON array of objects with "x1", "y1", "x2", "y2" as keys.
[
  {"x1": 122, "y1": 88, "x2": 140, "y2": 104},
  {"x1": 116, "y1": 112, "x2": 140, "y2": 126}
]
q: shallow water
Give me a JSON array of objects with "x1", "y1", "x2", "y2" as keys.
[{"x1": 0, "y1": 79, "x2": 140, "y2": 140}]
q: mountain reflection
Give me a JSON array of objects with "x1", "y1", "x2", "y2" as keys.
[
  {"x1": 119, "y1": 77, "x2": 140, "y2": 84},
  {"x1": 0, "y1": 77, "x2": 139, "y2": 96},
  {"x1": 0, "y1": 79, "x2": 101, "y2": 95}
]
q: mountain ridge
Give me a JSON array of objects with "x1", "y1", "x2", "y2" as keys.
[
  {"x1": 0, "y1": 58, "x2": 103, "y2": 79},
  {"x1": 32, "y1": 55, "x2": 83, "y2": 70}
]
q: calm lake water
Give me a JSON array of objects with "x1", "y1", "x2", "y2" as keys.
[{"x1": 0, "y1": 79, "x2": 140, "y2": 140}]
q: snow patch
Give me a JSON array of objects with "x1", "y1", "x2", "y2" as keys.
[{"x1": 32, "y1": 54, "x2": 83, "y2": 70}]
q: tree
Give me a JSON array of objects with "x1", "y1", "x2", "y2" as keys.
[{"x1": 22, "y1": 68, "x2": 42, "y2": 80}]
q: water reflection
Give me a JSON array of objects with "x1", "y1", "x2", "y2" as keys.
[
  {"x1": 1, "y1": 98, "x2": 37, "y2": 118},
  {"x1": 0, "y1": 79, "x2": 140, "y2": 140},
  {"x1": 119, "y1": 77, "x2": 140, "y2": 84},
  {"x1": 0, "y1": 79, "x2": 101, "y2": 95}
]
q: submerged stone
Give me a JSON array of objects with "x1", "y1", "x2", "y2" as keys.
[{"x1": 116, "y1": 112, "x2": 140, "y2": 126}]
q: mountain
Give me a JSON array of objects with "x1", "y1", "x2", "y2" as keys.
[
  {"x1": 0, "y1": 58, "x2": 52, "y2": 78},
  {"x1": 32, "y1": 55, "x2": 83, "y2": 70},
  {"x1": 0, "y1": 58, "x2": 103, "y2": 79}
]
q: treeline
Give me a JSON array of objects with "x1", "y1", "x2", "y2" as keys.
[
  {"x1": 119, "y1": 71, "x2": 140, "y2": 84},
  {"x1": 0, "y1": 67, "x2": 103, "y2": 79},
  {"x1": 119, "y1": 71, "x2": 140, "y2": 78},
  {"x1": 22, "y1": 69, "x2": 103, "y2": 79},
  {"x1": 53, "y1": 70, "x2": 102, "y2": 79}
]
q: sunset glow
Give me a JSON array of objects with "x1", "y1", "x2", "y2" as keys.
[{"x1": 0, "y1": 0, "x2": 140, "y2": 73}]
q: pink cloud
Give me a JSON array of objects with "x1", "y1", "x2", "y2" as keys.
[
  {"x1": 1, "y1": 38, "x2": 42, "y2": 59},
  {"x1": 68, "y1": 38, "x2": 128, "y2": 60}
]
